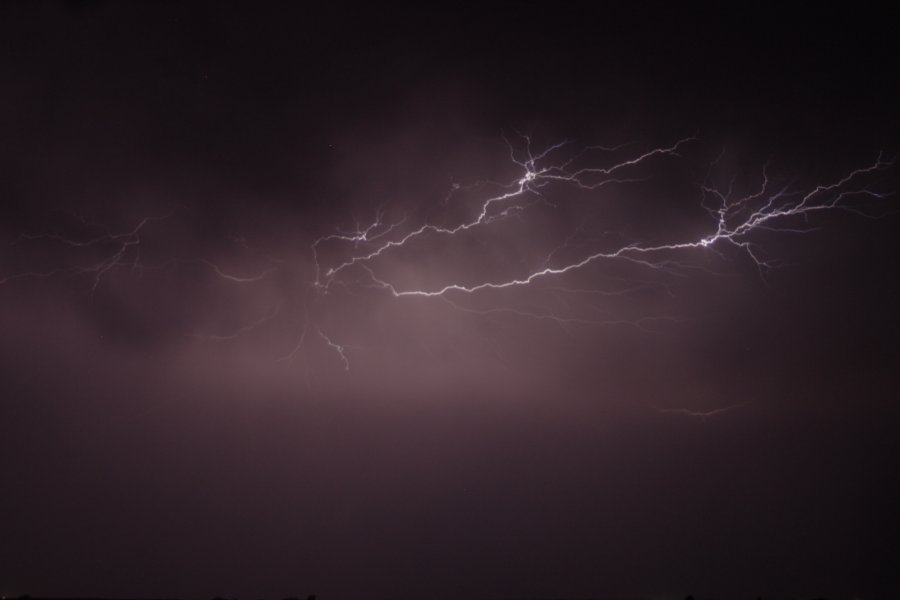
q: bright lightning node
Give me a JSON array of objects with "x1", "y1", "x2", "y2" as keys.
[{"x1": 3, "y1": 133, "x2": 895, "y2": 409}]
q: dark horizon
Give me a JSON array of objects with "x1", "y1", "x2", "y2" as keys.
[{"x1": 2, "y1": 2, "x2": 899, "y2": 600}]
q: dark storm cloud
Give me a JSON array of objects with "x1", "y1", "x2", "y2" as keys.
[{"x1": 2, "y1": 3, "x2": 899, "y2": 600}]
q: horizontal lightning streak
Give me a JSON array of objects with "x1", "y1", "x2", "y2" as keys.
[
  {"x1": 659, "y1": 400, "x2": 752, "y2": 419},
  {"x1": 4, "y1": 135, "x2": 894, "y2": 383},
  {"x1": 342, "y1": 153, "x2": 892, "y2": 298}
]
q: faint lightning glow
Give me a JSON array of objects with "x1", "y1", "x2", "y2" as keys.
[
  {"x1": 4, "y1": 212, "x2": 174, "y2": 293},
  {"x1": 658, "y1": 400, "x2": 753, "y2": 419}
]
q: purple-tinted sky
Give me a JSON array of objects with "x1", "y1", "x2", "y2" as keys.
[{"x1": 2, "y1": 3, "x2": 900, "y2": 600}]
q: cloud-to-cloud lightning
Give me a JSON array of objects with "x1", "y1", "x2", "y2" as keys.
[
  {"x1": 302, "y1": 135, "x2": 893, "y2": 373},
  {"x1": 318, "y1": 139, "x2": 890, "y2": 298},
  {"x1": 2, "y1": 134, "x2": 894, "y2": 379}
]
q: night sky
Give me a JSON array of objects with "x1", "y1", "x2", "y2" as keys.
[{"x1": 2, "y1": 3, "x2": 900, "y2": 600}]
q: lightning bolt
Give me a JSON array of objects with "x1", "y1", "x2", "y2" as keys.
[
  {"x1": 305, "y1": 134, "x2": 893, "y2": 374},
  {"x1": 349, "y1": 155, "x2": 891, "y2": 298},
  {"x1": 312, "y1": 136, "x2": 696, "y2": 288},
  {"x1": 3, "y1": 134, "x2": 895, "y2": 389}
]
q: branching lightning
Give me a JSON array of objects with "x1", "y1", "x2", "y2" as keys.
[
  {"x1": 328, "y1": 146, "x2": 891, "y2": 299},
  {"x1": 2, "y1": 134, "x2": 894, "y2": 393}
]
